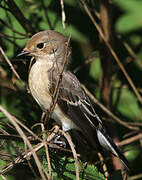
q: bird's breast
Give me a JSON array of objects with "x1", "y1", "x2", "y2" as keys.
[
  {"x1": 29, "y1": 61, "x2": 52, "y2": 111},
  {"x1": 28, "y1": 60, "x2": 78, "y2": 131}
]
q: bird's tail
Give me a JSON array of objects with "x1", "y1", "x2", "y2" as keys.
[{"x1": 97, "y1": 129, "x2": 129, "y2": 170}]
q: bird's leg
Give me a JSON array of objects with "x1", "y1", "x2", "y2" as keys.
[
  {"x1": 49, "y1": 124, "x2": 71, "y2": 148},
  {"x1": 50, "y1": 131, "x2": 66, "y2": 148}
]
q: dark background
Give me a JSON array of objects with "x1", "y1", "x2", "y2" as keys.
[{"x1": 0, "y1": 0, "x2": 142, "y2": 179}]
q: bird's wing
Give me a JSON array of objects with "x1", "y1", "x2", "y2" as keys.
[
  {"x1": 48, "y1": 70, "x2": 129, "y2": 169},
  {"x1": 49, "y1": 70, "x2": 100, "y2": 133}
]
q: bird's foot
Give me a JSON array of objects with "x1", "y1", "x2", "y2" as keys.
[{"x1": 50, "y1": 132, "x2": 66, "y2": 148}]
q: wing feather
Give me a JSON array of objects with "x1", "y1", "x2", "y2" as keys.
[
  {"x1": 48, "y1": 69, "x2": 129, "y2": 169},
  {"x1": 48, "y1": 70, "x2": 100, "y2": 128}
]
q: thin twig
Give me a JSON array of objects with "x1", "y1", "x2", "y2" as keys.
[
  {"x1": 60, "y1": 130, "x2": 80, "y2": 180},
  {"x1": 117, "y1": 133, "x2": 142, "y2": 147},
  {"x1": 0, "y1": 106, "x2": 47, "y2": 180},
  {"x1": 89, "y1": 9, "x2": 142, "y2": 70},
  {"x1": 128, "y1": 173, "x2": 142, "y2": 180},
  {"x1": 118, "y1": 35, "x2": 142, "y2": 69},
  {"x1": 0, "y1": 32, "x2": 28, "y2": 39},
  {"x1": 0, "y1": 36, "x2": 19, "y2": 48},
  {"x1": 86, "y1": 4, "x2": 142, "y2": 71},
  {"x1": 0, "y1": 46, "x2": 26, "y2": 88},
  {"x1": 81, "y1": 0, "x2": 142, "y2": 104},
  {"x1": 0, "y1": 142, "x2": 45, "y2": 175},
  {"x1": 0, "y1": 125, "x2": 60, "y2": 176},
  {"x1": 41, "y1": 0, "x2": 53, "y2": 29},
  {"x1": 27, "y1": 160, "x2": 39, "y2": 179},
  {"x1": 0, "y1": 18, "x2": 29, "y2": 36},
  {"x1": 82, "y1": 84, "x2": 139, "y2": 131},
  {"x1": 0, "y1": 174, "x2": 7, "y2": 180},
  {"x1": 128, "y1": 122, "x2": 142, "y2": 127},
  {"x1": 74, "y1": 53, "x2": 99, "y2": 73},
  {"x1": 41, "y1": 123, "x2": 52, "y2": 179},
  {"x1": 11, "y1": 116, "x2": 42, "y2": 142},
  {"x1": 0, "y1": 47, "x2": 21, "y2": 80},
  {"x1": 60, "y1": 0, "x2": 66, "y2": 29},
  {"x1": 48, "y1": 36, "x2": 71, "y2": 118},
  {"x1": 5, "y1": 0, "x2": 34, "y2": 34},
  {"x1": 98, "y1": 152, "x2": 109, "y2": 178}
]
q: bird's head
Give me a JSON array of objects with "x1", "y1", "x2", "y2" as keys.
[{"x1": 17, "y1": 30, "x2": 71, "y2": 67}]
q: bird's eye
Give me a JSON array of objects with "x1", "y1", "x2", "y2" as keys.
[{"x1": 36, "y1": 43, "x2": 45, "y2": 49}]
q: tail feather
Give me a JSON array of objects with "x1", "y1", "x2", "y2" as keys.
[{"x1": 97, "y1": 129, "x2": 129, "y2": 170}]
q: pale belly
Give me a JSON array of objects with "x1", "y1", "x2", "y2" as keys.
[
  {"x1": 29, "y1": 62, "x2": 52, "y2": 111},
  {"x1": 29, "y1": 61, "x2": 78, "y2": 131}
]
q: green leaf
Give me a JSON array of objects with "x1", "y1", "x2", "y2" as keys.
[
  {"x1": 89, "y1": 57, "x2": 101, "y2": 80},
  {"x1": 113, "y1": 86, "x2": 141, "y2": 121},
  {"x1": 37, "y1": 10, "x2": 88, "y2": 42},
  {"x1": 125, "y1": 145, "x2": 140, "y2": 162},
  {"x1": 43, "y1": 156, "x2": 105, "y2": 180},
  {"x1": 114, "y1": 0, "x2": 142, "y2": 33}
]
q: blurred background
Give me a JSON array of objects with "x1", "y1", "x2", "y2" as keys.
[{"x1": 0, "y1": 0, "x2": 142, "y2": 179}]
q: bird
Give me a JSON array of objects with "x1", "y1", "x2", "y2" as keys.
[{"x1": 17, "y1": 30, "x2": 129, "y2": 170}]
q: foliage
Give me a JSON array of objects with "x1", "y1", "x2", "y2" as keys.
[
  {"x1": 0, "y1": 0, "x2": 142, "y2": 179},
  {"x1": 114, "y1": 0, "x2": 142, "y2": 33}
]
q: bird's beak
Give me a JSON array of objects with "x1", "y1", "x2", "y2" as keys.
[{"x1": 17, "y1": 50, "x2": 29, "y2": 57}]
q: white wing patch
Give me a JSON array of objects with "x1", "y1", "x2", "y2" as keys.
[{"x1": 81, "y1": 102, "x2": 97, "y2": 117}]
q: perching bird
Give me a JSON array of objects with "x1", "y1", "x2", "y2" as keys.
[{"x1": 17, "y1": 30, "x2": 129, "y2": 170}]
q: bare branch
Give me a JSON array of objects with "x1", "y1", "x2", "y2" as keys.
[
  {"x1": 0, "y1": 46, "x2": 25, "y2": 87},
  {"x1": 60, "y1": 130, "x2": 80, "y2": 180},
  {"x1": 0, "y1": 18, "x2": 28, "y2": 36},
  {"x1": 80, "y1": 0, "x2": 142, "y2": 104},
  {"x1": 0, "y1": 105, "x2": 47, "y2": 180},
  {"x1": 117, "y1": 133, "x2": 142, "y2": 147},
  {"x1": 41, "y1": 123, "x2": 52, "y2": 179},
  {"x1": 82, "y1": 84, "x2": 139, "y2": 131},
  {"x1": 0, "y1": 125, "x2": 60, "y2": 176},
  {"x1": 60, "y1": 0, "x2": 66, "y2": 29},
  {"x1": 5, "y1": 0, "x2": 34, "y2": 34},
  {"x1": 0, "y1": 32, "x2": 29, "y2": 39},
  {"x1": 48, "y1": 36, "x2": 71, "y2": 119}
]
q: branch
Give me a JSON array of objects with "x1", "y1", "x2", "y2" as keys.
[
  {"x1": 5, "y1": 0, "x2": 34, "y2": 34},
  {"x1": 0, "y1": 18, "x2": 28, "y2": 36},
  {"x1": 48, "y1": 36, "x2": 71, "y2": 119},
  {"x1": 80, "y1": 0, "x2": 142, "y2": 105},
  {"x1": 0, "y1": 124, "x2": 60, "y2": 176},
  {"x1": 82, "y1": 84, "x2": 139, "y2": 131},
  {"x1": 0, "y1": 46, "x2": 25, "y2": 88},
  {"x1": 60, "y1": 130, "x2": 80, "y2": 180},
  {"x1": 0, "y1": 106, "x2": 47, "y2": 180},
  {"x1": 41, "y1": 123, "x2": 52, "y2": 179},
  {"x1": 117, "y1": 133, "x2": 142, "y2": 147}
]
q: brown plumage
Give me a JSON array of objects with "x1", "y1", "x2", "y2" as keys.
[{"x1": 17, "y1": 30, "x2": 129, "y2": 170}]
